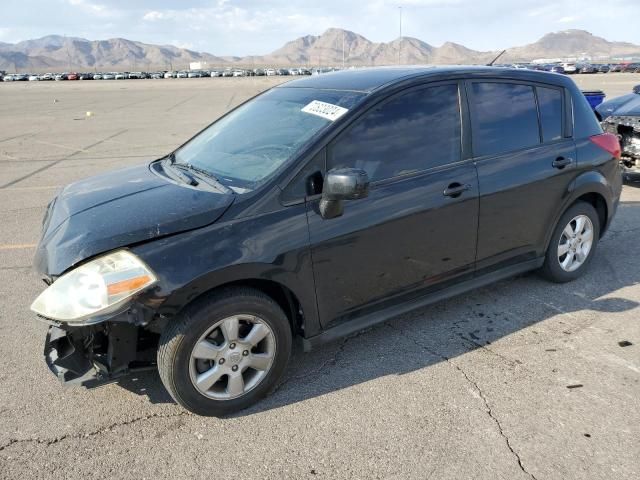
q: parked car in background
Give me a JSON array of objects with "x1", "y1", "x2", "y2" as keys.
[
  {"x1": 232, "y1": 70, "x2": 245, "y2": 77},
  {"x1": 561, "y1": 63, "x2": 577, "y2": 74},
  {"x1": 550, "y1": 65, "x2": 565, "y2": 74},
  {"x1": 54, "y1": 73, "x2": 66, "y2": 81},
  {"x1": 3, "y1": 74, "x2": 14, "y2": 82},
  {"x1": 67, "y1": 73, "x2": 78, "y2": 80},
  {"x1": 102, "y1": 73, "x2": 115, "y2": 80},
  {"x1": 610, "y1": 64, "x2": 624, "y2": 73},
  {"x1": 114, "y1": 72, "x2": 127, "y2": 80},
  {"x1": 93, "y1": 73, "x2": 103, "y2": 80},
  {"x1": 577, "y1": 64, "x2": 597, "y2": 74},
  {"x1": 128, "y1": 72, "x2": 145, "y2": 79},
  {"x1": 597, "y1": 64, "x2": 611, "y2": 73},
  {"x1": 622, "y1": 63, "x2": 640, "y2": 72},
  {"x1": 150, "y1": 72, "x2": 163, "y2": 79},
  {"x1": 31, "y1": 66, "x2": 622, "y2": 416},
  {"x1": 177, "y1": 71, "x2": 188, "y2": 78},
  {"x1": 265, "y1": 68, "x2": 276, "y2": 76},
  {"x1": 210, "y1": 70, "x2": 222, "y2": 77},
  {"x1": 28, "y1": 74, "x2": 39, "y2": 81},
  {"x1": 596, "y1": 83, "x2": 640, "y2": 179}
]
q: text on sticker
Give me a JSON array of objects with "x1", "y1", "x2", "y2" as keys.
[{"x1": 301, "y1": 100, "x2": 349, "y2": 121}]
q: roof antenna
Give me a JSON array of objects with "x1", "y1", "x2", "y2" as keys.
[{"x1": 487, "y1": 50, "x2": 506, "y2": 66}]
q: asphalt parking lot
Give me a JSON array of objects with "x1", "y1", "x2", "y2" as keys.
[{"x1": 0, "y1": 73, "x2": 639, "y2": 479}]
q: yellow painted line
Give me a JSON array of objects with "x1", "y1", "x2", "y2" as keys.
[
  {"x1": 0, "y1": 244, "x2": 37, "y2": 250},
  {"x1": 34, "y1": 140, "x2": 89, "y2": 154}
]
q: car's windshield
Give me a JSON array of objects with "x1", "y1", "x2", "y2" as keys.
[{"x1": 172, "y1": 87, "x2": 366, "y2": 191}]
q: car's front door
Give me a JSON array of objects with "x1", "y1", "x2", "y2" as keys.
[{"x1": 306, "y1": 82, "x2": 479, "y2": 328}]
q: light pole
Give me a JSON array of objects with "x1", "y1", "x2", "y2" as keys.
[{"x1": 398, "y1": 6, "x2": 402, "y2": 65}]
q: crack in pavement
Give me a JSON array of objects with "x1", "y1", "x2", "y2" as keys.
[
  {"x1": 0, "y1": 411, "x2": 192, "y2": 452},
  {"x1": 385, "y1": 321, "x2": 538, "y2": 480}
]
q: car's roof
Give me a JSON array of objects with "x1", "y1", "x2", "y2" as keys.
[{"x1": 278, "y1": 65, "x2": 572, "y2": 93}]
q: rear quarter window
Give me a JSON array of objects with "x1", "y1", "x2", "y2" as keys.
[
  {"x1": 537, "y1": 87, "x2": 563, "y2": 142},
  {"x1": 469, "y1": 82, "x2": 540, "y2": 157}
]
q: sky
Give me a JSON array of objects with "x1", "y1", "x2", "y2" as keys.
[{"x1": 1, "y1": 0, "x2": 639, "y2": 56}]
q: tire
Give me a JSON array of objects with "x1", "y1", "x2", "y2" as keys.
[
  {"x1": 539, "y1": 201, "x2": 600, "y2": 283},
  {"x1": 158, "y1": 287, "x2": 292, "y2": 416}
]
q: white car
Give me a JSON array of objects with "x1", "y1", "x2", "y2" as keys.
[
  {"x1": 93, "y1": 73, "x2": 103, "y2": 80},
  {"x1": 210, "y1": 70, "x2": 221, "y2": 77},
  {"x1": 2, "y1": 74, "x2": 14, "y2": 82},
  {"x1": 40, "y1": 73, "x2": 54, "y2": 81},
  {"x1": 561, "y1": 63, "x2": 577, "y2": 74},
  {"x1": 28, "y1": 74, "x2": 39, "y2": 81},
  {"x1": 265, "y1": 68, "x2": 276, "y2": 76},
  {"x1": 102, "y1": 73, "x2": 115, "y2": 80},
  {"x1": 114, "y1": 72, "x2": 126, "y2": 80},
  {"x1": 232, "y1": 70, "x2": 245, "y2": 77},
  {"x1": 164, "y1": 71, "x2": 175, "y2": 78},
  {"x1": 54, "y1": 74, "x2": 65, "y2": 81},
  {"x1": 177, "y1": 71, "x2": 188, "y2": 78}
]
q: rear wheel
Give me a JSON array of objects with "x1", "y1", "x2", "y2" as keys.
[
  {"x1": 539, "y1": 202, "x2": 600, "y2": 283},
  {"x1": 158, "y1": 288, "x2": 292, "y2": 416}
]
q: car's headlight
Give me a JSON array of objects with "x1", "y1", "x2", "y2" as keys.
[{"x1": 30, "y1": 250, "x2": 157, "y2": 323}]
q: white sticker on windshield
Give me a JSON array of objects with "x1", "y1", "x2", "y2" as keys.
[{"x1": 301, "y1": 100, "x2": 349, "y2": 122}]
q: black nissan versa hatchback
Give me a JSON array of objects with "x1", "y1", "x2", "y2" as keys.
[{"x1": 31, "y1": 66, "x2": 622, "y2": 416}]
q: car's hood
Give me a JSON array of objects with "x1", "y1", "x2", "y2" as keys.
[
  {"x1": 596, "y1": 93, "x2": 640, "y2": 117},
  {"x1": 34, "y1": 163, "x2": 234, "y2": 277}
]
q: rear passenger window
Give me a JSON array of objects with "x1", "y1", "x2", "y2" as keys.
[
  {"x1": 328, "y1": 84, "x2": 461, "y2": 182},
  {"x1": 537, "y1": 87, "x2": 563, "y2": 142},
  {"x1": 470, "y1": 82, "x2": 540, "y2": 156}
]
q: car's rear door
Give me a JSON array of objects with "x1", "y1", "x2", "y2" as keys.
[
  {"x1": 306, "y1": 82, "x2": 480, "y2": 328},
  {"x1": 468, "y1": 80, "x2": 577, "y2": 271}
]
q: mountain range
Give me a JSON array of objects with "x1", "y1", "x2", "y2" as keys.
[{"x1": 1, "y1": 28, "x2": 640, "y2": 72}]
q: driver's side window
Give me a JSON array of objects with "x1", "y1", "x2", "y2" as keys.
[{"x1": 327, "y1": 84, "x2": 461, "y2": 182}]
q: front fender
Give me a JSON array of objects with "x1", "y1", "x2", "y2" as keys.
[{"x1": 130, "y1": 203, "x2": 322, "y2": 337}]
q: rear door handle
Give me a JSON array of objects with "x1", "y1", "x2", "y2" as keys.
[
  {"x1": 443, "y1": 182, "x2": 471, "y2": 198},
  {"x1": 552, "y1": 157, "x2": 573, "y2": 169}
]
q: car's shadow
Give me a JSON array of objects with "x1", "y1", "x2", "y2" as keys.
[{"x1": 116, "y1": 199, "x2": 640, "y2": 416}]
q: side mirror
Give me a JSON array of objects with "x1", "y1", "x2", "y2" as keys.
[
  {"x1": 319, "y1": 168, "x2": 369, "y2": 219},
  {"x1": 633, "y1": 85, "x2": 640, "y2": 95}
]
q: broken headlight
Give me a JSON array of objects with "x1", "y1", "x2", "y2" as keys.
[{"x1": 31, "y1": 250, "x2": 157, "y2": 323}]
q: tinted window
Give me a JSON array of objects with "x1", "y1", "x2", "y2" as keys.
[
  {"x1": 328, "y1": 84, "x2": 461, "y2": 182},
  {"x1": 470, "y1": 82, "x2": 540, "y2": 156},
  {"x1": 537, "y1": 87, "x2": 563, "y2": 142}
]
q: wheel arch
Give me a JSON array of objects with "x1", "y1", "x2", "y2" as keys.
[
  {"x1": 155, "y1": 264, "x2": 320, "y2": 339},
  {"x1": 544, "y1": 172, "x2": 612, "y2": 252}
]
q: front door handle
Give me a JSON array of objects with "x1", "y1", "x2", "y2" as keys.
[
  {"x1": 443, "y1": 182, "x2": 471, "y2": 198},
  {"x1": 552, "y1": 157, "x2": 572, "y2": 169}
]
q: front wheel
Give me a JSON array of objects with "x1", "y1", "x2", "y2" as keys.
[
  {"x1": 158, "y1": 288, "x2": 292, "y2": 416},
  {"x1": 539, "y1": 202, "x2": 600, "y2": 283}
]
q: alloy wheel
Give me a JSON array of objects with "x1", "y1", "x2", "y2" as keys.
[
  {"x1": 557, "y1": 214, "x2": 594, "y2": 272},
  {"x1": 189, "y1": 314, "x2": 276, "y2": 400}
]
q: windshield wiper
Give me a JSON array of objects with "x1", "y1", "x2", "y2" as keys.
[
  {"x1": 174, "y1": 161, "x2": 233, "y2": 194},
  {"x1": 164, "y1": 155, "x2": 198, "y2": 186}
]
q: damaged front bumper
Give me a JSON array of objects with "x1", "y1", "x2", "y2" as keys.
[
  {"x1": 602, "y1": 115, "x2": 640, "y2": 175},
  {"x1": 43, "y1": 311, "x2": 159, "y2": 387}
]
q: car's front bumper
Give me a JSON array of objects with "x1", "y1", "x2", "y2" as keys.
[{"x1": 43, "y1": 315, "x2": 158, "y2": 387}]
